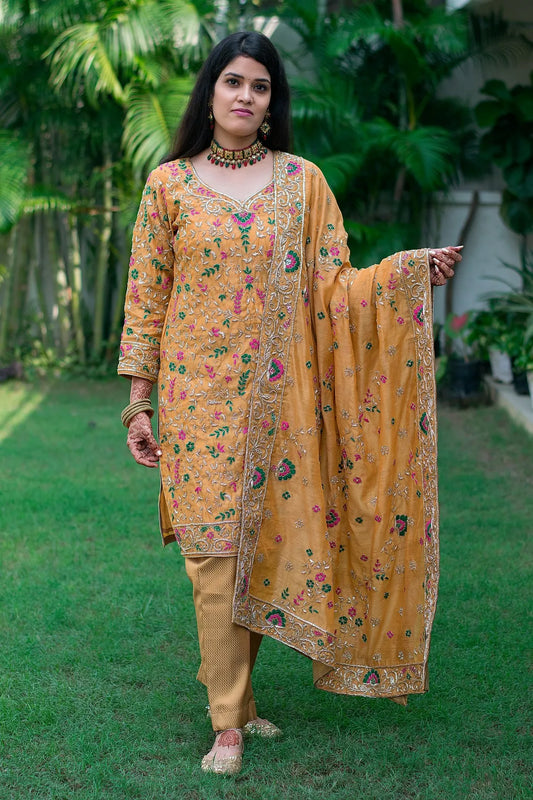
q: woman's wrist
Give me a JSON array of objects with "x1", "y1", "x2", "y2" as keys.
[
  {"x1": 121, "y1": 399, "x2": 154, "y2": 428},
  {"x1": 129, "y1": 375, "x2": 154, "y2": 402}
]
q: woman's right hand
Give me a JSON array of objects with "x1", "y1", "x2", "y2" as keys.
[{"x1": 127, "y1": 412, "x2": 162, "y2": 468}]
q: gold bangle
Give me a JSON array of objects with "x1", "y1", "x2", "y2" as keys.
[{"x1": 121, "y1": 400, "x2": 154, "y2": 428}]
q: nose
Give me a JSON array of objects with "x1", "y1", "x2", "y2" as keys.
[{"x1": 238, "y1": 83, "x2": 252, "y2": 103}]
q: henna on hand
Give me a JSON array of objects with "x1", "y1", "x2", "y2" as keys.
[
  {"x1": 429, "y1": 245, "x2": 463, "y2": 286},
  {"x1": 127, "y1": 411, "x2": 162, "y2": 468}
]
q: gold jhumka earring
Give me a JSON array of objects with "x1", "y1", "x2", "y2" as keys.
[{"x1": 259, "y1": 110, "x2": 271, "y2": 141}]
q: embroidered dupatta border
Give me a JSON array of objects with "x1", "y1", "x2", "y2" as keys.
[
  {"x1": 233, "y1": 157, "x2": 439, "y2": 697},
  {"x1": 234, "y1": 152, "x2": 306, "y2": 604},
  {"x1": 313, "y1": 249, "x2": 439, "y2": 698}
]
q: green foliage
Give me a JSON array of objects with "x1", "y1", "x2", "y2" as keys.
[
  {"x1": 466, "y1": 304, "x2": 520, "y2": 361},
  {"x1": 0, "y1": 130, "x2": 30, "y2": 232},
  {"x1": 475, "y1": 73, "x2": 533, "y2": 235},
  {"x1": 484, "y1": 254, "x2": 533, "y2": 369},
  {"x1": 124, "y1": 76, "x2": 195, "y2": 176},
  {"x1": 281, "y1": 0, "x2": 476, "y2": 262},
  {"x1": 0, "y1": 0, "x2": 212, "y2": 367},
  {"x1": 45, "y1": 0, "x2": 204, "y2": 107},
  {"x1": 460, "y1": 253, "x2": 533, "y2": 372}
]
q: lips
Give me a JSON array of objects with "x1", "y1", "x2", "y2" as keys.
[{"x1": 232, "y1": 108, "x2": 253, "y2": 116}]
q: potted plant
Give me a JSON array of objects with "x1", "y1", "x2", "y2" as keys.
[
  {"x1": 442, "y1": 311, "x2": 485, "y2": 402},
  {"x1": 485, "y1": 254, "x2": 533, "y2": 395},
  {"x1": 514, "y1": 339, "x2": 533, "y2": 405},
  {"x1": 467, "y1": 306, "x2": 513, "y2": 384}
]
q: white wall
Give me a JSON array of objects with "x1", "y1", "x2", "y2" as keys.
[{"x1": 429, "y1": 191, "x2": 525, "y2": 325}]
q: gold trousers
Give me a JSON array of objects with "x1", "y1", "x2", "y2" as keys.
[{"x1": 184, "y1": 555, "x2": 262, "y2": 731}]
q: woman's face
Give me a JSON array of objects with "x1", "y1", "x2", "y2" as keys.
[{"x1": 211, "y1": 55, "x2": 271, "y2": 147}]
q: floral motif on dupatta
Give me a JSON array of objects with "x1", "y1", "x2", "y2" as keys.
[{"x1": 233, "y1": 155, "x2": 439, "y2": 700}]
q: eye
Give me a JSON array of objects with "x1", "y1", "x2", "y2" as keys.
[
  {"x1": 254, "y1": 84, "x2": 268, "y2": 92},
  {"x1": 226, "y1": 77, "x2": 239, "y2": 86}
]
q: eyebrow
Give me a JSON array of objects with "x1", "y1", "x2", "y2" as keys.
[{"x1": 223, "y1": 71, "x2": 271, "y2": 84}]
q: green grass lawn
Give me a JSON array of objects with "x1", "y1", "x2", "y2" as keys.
[{"x1": 0, "y1": 379, "x2": 531, "y2": 800}]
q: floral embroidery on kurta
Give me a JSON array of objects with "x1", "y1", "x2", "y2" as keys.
[
  {"x1": 118, "y1": 152, "x2": 439, "y2": 701},
  {"x1": 120, "y1": 160, "x2": 276, "y2": 555}
]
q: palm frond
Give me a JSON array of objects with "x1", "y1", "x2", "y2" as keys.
[
  {"x1": 45, "y1": 0, "x2": 201, "y2": 105},
  {"x1": 45, "y1": 22, "x2": 126, "y2": 105},
  {"x1": 22, "y1": 187, "x2": 75, "y2": 214},
  {"x1": 291, "y1": 74, "x2": 363, "y2": 154},
  {"x1": 123, "y1": 77, "x2": 194, "y2": 176},
  {"x1": 0, "y1": 129, "x2": 31, "y2": 233},
  {"x1": 329, "y1": 4, "x2": 388, "y2": 52},
  {"x1": 312, "y1": 154, "x2": 366, "y2": 197},
  {"x1": 369, "y1": 120, "x2": 457, "y2": 189},
  {"x1": 278, "y1": 0, "x2": 323, "y2": 42},
  {"x1": 414, "y1": 6, "x2": 469, "y2": 57}
]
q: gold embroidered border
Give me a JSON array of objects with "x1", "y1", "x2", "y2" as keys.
[
  {"x1": 175, "y1": 522, "x2": 240, "y2": 556},
  {"x1": 399, "y1": 248, "x2": 439, "y2": 680},
  {"x1": 233, "y1": 153, "x2": 306, "y2": 613},
  {"x1": 234, "y1": 236, "x2": 440, "y2": 697},
  {"x1": 315, "y1": 249, "x2": 438, "y2": 697}
]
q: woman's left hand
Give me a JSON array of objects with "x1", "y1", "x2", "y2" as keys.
[{"x1": 429, "y1": 245, "x2": 463, "y2": 286}]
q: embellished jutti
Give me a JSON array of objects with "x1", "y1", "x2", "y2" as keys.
[{"x1": 118, "y1": 151, "x2": 439, "y2": 702}]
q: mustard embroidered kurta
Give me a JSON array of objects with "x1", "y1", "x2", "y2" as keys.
[{"x1": 118, "y1": 152, "x2": 439, "y2": 700}]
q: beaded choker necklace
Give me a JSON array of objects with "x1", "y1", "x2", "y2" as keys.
[{"x1": 207, "y1": 138, "x2": 267, "y2": 169}]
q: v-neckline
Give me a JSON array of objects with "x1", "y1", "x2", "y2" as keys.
[{"x1": 188, "y1": 152, "x2": 277, "y2": 207}]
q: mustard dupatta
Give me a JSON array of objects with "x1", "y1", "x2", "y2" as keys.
[{"x1": 233, "y1": 154, "x2": 438, "y2": 700}]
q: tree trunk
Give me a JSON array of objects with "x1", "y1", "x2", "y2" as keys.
[
  {"x1": 392, "y1": 0, "x2": 407, "y2": 219},
  {"x1": 391, "y1": 0, "x2": 404, "y2": 27},
  {"x1": 52, "y1": 213, "x2": 72, "y2": 355},
  {"x1": 105, "y1": 222, "x2": 129, "y2": 363},
  {"x1": 33, "y1": 211, "x2": 52, "y2": 350},
  {"x1": 60, "y1": 212, "x2": 86, "y2": 364},
  {"x1": 0, "y1": 227, "x2": 18, "y2": 361},
  {"x1": 11, "y1": 219, "x2": 32, "y2": 351},
  {"x1": 91, "y1": 141, "x2": 113, "y2": 361}
]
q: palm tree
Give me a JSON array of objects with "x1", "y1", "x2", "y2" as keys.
[
  {"x1": 0, "y1": 0, "x2": 214, "y2": 367},
  {"x1": 277, "y1": 0, "x2": 476, "y2": 263}
]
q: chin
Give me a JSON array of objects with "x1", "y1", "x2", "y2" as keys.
[{"x1": 219, "y1": 121, "x2": 258, "y2": 139}]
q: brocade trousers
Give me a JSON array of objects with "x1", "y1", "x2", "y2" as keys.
[{"x1": 184, "y1": 555, "x2": 263, "y2": 731}]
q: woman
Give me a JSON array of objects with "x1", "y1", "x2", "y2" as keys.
[{"x1": 118, "y1": 31, "x2": 461, "y2": 775}]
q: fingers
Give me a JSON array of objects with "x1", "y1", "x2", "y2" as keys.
[
  {"x1": 127, "y1": 412, "x2": 162, "y2": 468},
  {"x1": 429, "y1": 264, "x2": 447, "y2": 286},
  {"x1": 429, "y1": 246, "x2": 463, "y2": 286}
]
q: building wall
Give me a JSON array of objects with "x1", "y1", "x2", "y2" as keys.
[{"x1": 430, "y1": 191, "x2": 524, "y2": 325}]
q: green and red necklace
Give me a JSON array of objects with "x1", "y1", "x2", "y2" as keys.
[{"x1": 207, "y1": 138, "x2": 267, "y2": 169}]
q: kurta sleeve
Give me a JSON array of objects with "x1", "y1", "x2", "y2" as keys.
[{"x1": 118, "y1": 166, "x2": 176, "y2": 381}]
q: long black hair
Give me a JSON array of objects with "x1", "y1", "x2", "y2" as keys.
[{"x1": 161, "y1": 31, "x2": 292, "y2": 162}]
